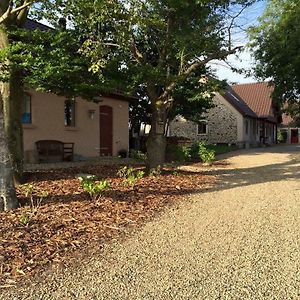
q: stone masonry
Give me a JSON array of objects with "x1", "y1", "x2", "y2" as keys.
[{"x1": 169, "y1": 96, "x2": 238, "y2": 144}]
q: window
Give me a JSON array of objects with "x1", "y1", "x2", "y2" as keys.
[
  {"x1": 245, "y1": 120, "x2": 249, "y2": 135},
  {"x1": 197, "y1": 121, "x2": 208, "y2": 135},
  {"x1": 22, "y1": 93, "x2": 32, "y2": 124},
  {"x1": 64, "y1": 98, "x2": 76, "y2": 127}
]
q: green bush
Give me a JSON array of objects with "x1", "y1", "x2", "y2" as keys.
[
  {"x1": 117, "y1": 166, "x2": 145, "y2": 188},
  {"x1": 166, "y1": 144, "x2": 190, "y2": 162},
  {"x1": 130, "y1": 150, "x2": 147, "y2": 161},
  {"x1": 198, "y1": 143, "x2": 215, "y2": 164},
  {"x1": 149, "y1": 165, "x2": 162, "y2": 177},
  {"x1": 189, "y1": 142, "x2": 202, "y2": 159},
  {"x1": 79, "y1": 175, "x2": 111, "y2": 200}
]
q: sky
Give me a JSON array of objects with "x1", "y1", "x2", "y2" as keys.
[{"x1": 212, "y1": 1, "x2": 268, "y2": 84}]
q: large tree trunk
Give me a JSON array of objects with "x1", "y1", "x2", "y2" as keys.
[
  {"x1": 146, "y1": 105, "x2": 167, "y2": 169},
  {"x1": 0, "y1": 90, "x2": 18, "y2": 211},
  {"x1": 0, "y1": 26, "x2": 24, "y2": 183},
  {"x1": 2, "y1": 71, "x2": 24, "y2": 183}
]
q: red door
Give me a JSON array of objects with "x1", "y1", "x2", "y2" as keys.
[
  {"x1": 291, "y1": 129, "x2": 299, "y2": 144},
  {"x1": 99, "y1": 106, "x2": 113, "y2": 156}
]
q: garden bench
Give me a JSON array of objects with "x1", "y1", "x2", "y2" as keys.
[{"x1": 35, "y1": 140, "x2": 74, "y2": 163}]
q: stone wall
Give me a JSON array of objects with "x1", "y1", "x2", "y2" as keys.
[{"x1": 169, "y1": 96, "x2": 238, "y2": 144}]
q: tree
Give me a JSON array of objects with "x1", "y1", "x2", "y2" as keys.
[
  {"x1": 0, "y1": 1, "x2": 105, "y2": 211},
  {"x1": 0, "y1": 0, "x2": 36, "y2": 210},
  {"x1": 249, "y1": 0, "x2": 300, "y2": 106},
  {"x1": 51, "y1": 0, "x2": 256, "y2": 168}
]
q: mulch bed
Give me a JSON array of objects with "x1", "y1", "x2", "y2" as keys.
[{"x1": 0, "y1": 165, "x2": 215, "y2": 288}]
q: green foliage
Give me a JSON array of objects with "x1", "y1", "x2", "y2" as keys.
[
  {"x1": 198, "y1": 143, "x2": 216, "y2": 164},
  {"x1": 277, "y1": 130, "x2": 284, "y2": 143},
  {"x1": 19, "y1": 213, "x2": 31, "y2": 227},
  {"x1": 35, "y1": 0, "x2": 256, "y2": 134},
  {"x1": 79, "y1": 175, "x2": 111, "y2": 200},
  {"x1": 0, "y1": 28, "x2": 104, "y2": 99},
  {"x1": 205, "y1": 143, "x2": 238, "y2": 155},
  {"x1": 130, "y1": 150, "x2": 147, "y2": 162},
  {"x1": 117, "y1": 166, "x2": 144, "y2": 188},
  {"x1": 166, "y1": 144, "x2": 190, "y2": 162},
  {"x1": 149, "y1": 165, "x2": 162, "y2": 177},
  {"x1": 167, "y1": 142, "x2": 234, "y2": 163},
  {"x1": 249, "y1": 0, "x2": 300, "y2": 104},
  {"x1": 18, "y1": 183, "x2": 49, "y2": 226}
]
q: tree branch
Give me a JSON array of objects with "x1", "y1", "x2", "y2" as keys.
[
  {"x1": 0, "y1": 0, "x2": 34, "y2": 25},
  {"x1": 227, "y1": 5, "x2": 248, "y2": 50},
  {"x1": 131, "y1": 35, "x2": 143, "y2": 64},
  {"x1": 160, "y1": 46, "x2": 243, "y2": 103}
]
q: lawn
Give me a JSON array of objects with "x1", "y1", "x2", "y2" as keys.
[{"x1": 0, "y1": 165, "x2": 215, "y2": 288}]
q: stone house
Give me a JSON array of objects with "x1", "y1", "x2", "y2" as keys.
[{"x1": 168, "y1": 82, "x2": 279, "y2": 147}]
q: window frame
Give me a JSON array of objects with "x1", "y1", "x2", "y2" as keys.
[
  {"x1": 64, "y1": 98, "x2": 76, "y2": 127},
  {"x1": 197, "y1": 120, "x2": 208, "y2": 135},
  {"x1": 22, "y1": 93, "x2": 32, "y2": 124}
]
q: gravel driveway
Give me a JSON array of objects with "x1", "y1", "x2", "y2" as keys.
[{"x1": 2, "y1": 145, "x2": 300, "y2": 300}]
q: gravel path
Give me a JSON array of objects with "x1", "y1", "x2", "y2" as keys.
[{"x1": 2, "y1": 145, "x2": 300, "y2": 300}]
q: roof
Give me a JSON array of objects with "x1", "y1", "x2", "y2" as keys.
[
  {"x1": 25, "y1": 19, "x2": 52, "y2": 31},
  {"x1": 223, "y1": 87, "x2": 257, "y2": 119},
  {"x1": 231, "y1": 82, "x2": 277, "y2": 122}
]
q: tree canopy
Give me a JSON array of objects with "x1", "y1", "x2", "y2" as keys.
[
  {"x1": 249, "y1": 0, "x2": 300, "y2": 105},
  {"x1": 40, "y1": 0, "x2": 256, "y2": 167}
]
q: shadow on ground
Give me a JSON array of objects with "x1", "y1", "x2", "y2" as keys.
[{"x1": 194, "y1": 145, "x2": 300, "y2": 194}]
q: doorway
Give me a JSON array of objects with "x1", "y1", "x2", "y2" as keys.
[
  {"x1": 291, "y1": 129, "x2": 299, "y2": 144},
  {"x1": 99, "y1": 105, "x2": 113, "y2": 156}
]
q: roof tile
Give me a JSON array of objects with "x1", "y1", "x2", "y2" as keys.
[{"x1": 232, "y1": 82, "x2": 276, "y2": 122}]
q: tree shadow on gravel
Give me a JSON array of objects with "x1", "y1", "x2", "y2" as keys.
[{"x1": 192, "y1": 153, "x2": 300, "y2": 194}]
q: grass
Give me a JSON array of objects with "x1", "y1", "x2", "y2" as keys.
[{"x1": 205, "y1": 144, "x2": 239, "y2": 155}]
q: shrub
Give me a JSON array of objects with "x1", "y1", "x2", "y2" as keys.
[
  {"x1": 166, "y1": 144, "x2": 190, "y2": 162},
  {"x1": 130, "y1": 150, "x2": 147, "y2": 161},
  {"x1": 149, "y1": 165, "x2": 162, "y2": 177},
  {"x1": 189, "y1": 142, "x2": 202, "y2": 159},
  {"x1": 198, "y1": 143, "x2": 215, "y2": 164},
  {"x1": 117, "y1": 166, "x2": 144, "y2": 188},
  {"x1": 18, "y1": 184, "x2": 48, "y2": 226},
  {"x1": 79, "y1": 176, "x2": 111, "y2": 200}
]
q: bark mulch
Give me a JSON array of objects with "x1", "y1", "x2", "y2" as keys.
[{"x1": 0, "y1": 165, "x2": 215, "y2": 288}]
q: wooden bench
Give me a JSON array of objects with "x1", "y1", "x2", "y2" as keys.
[{"x1": 35, "y1": 140, "x2": 74, "y2": 163}]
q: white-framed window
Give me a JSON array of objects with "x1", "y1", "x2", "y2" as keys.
[
  {"x1": 64, "y1": 98, "x2": 76, "y2": 127},
  {"x1": 197, "y1": 120, "x2": 208, "y2": 135},
  {"x1": 22, "y1": 93, "x2": 32, "y2": 124}
]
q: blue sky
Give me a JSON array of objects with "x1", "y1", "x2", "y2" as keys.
[{"x1": 212, "y1": 0, "x2": 268, "y2": 84}]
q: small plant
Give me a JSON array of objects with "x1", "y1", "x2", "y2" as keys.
[
  {"x1": 149, "y1": 165, "x2": 162, "y2": 177},
  {"x1": 172, "y1": 169, "x2": 180, "y2": 176},
  {"x1": 130, "y1": 150, "x2": 147, "y2": 161},
  {"x1": 19, "y1": 213, "x2": 31, "y2": 227},
  {"x1": 18, "y1": 184, "x2": 48, "y2": 227},
  {"x1": 79, "y1": 176, "x2": 111, "y2": 200},
  {"x1": 117, "y1": 166, "x2": 144, "y2": 188},
  {"x1": 21, "y1": 183, "x2": 34, "y2": 198},
  {"x1": 198, "y1": 143, "x2": 215, "y2": 165}
]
